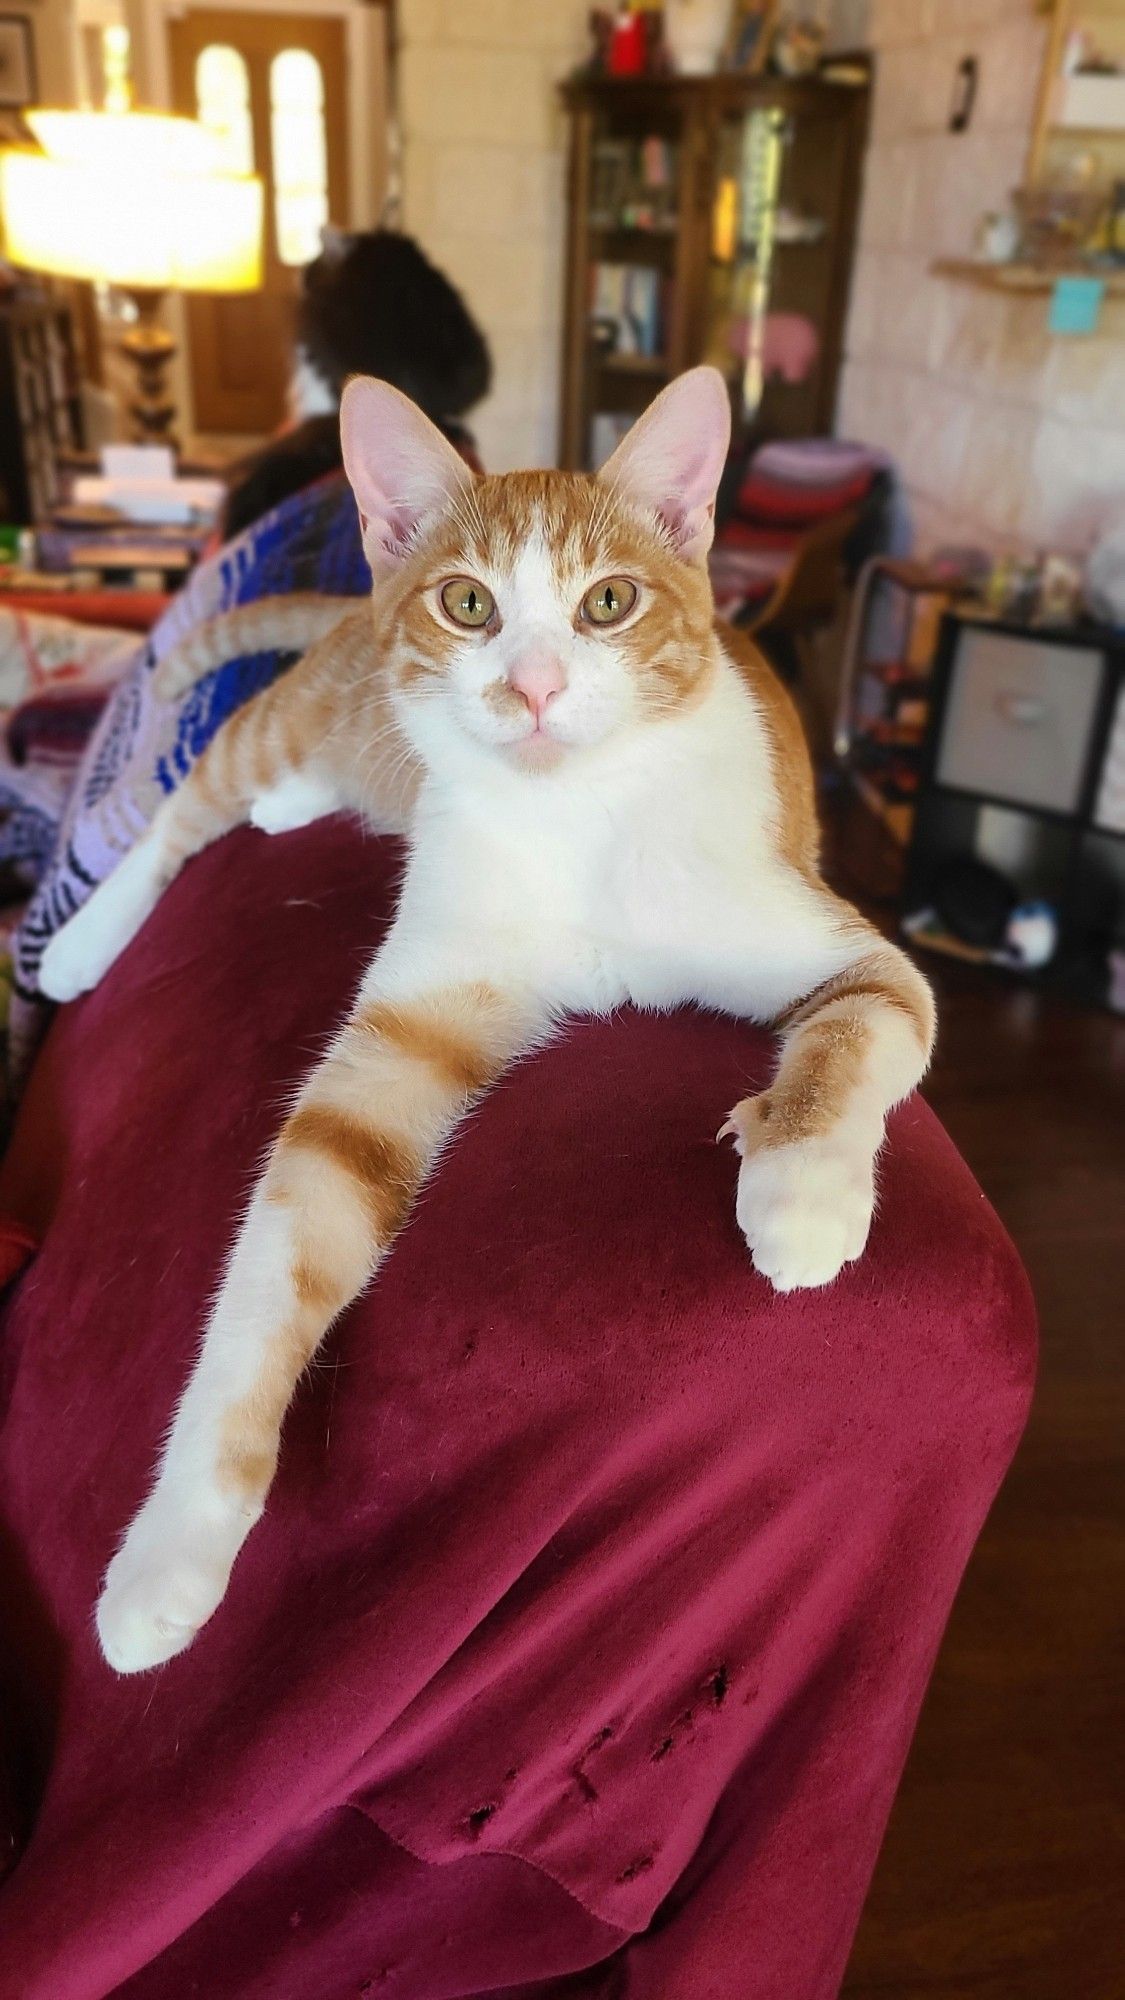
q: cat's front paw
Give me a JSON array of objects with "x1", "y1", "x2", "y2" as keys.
[
  {"x1": 40, "y1": 843, "x2": 159, "y2": 1002},
  {"x1": 96, "y1": 1510, "x2": 237, "y2": 1674},
  {"x1": 727, "y1": 1126, "x2": 875, "y2": 1293},
  {"x1": 249, "y1": 769, "x2": 340, "y2": 835},
  {"x1": 39, "y1": 905, "x2": 110, "y2": 1003}
]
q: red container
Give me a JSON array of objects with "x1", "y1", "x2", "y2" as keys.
[{"x1": 608, "y1": 6, "x2": 648, "y2": 77}]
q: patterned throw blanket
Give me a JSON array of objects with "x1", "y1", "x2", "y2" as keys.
[{"x1": 7, "y1": 475, "x2": 369, "y2": 1082}]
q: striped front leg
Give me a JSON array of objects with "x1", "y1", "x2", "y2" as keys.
[
  {"x1": 724, "y1": 940, "x2": 935, "y2": 1293},
  {"x1": 95, "y1": 977, "x2": 542, "y2": 1674}
]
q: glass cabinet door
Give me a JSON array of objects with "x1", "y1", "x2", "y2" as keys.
[
  {"x1": 701, "y1": 88, "x2": 861, "y2": 437},
  {"x1": 559, "y1": 77, "x2": 868, "y2": 469},
  {"x1": 579, "y1": 94, "x2": 691, "y2": 466}
]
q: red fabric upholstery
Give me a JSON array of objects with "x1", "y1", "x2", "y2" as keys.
[
  {"x1": 733, "y1": 466, "x2": 876, "y2": 529},
  {"x1": 0, "y1": 818, "x2": 1035, "y2": 2000},
  {"x1": 0, "y1": 1218, "x2": 36, "y2": 1291},
  {"x1": 0, "y1": 590, "x2": 169, "y2": 633}
]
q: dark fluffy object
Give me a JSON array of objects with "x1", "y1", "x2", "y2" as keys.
[
  {"x1": 222, "y1": 415, "x2": 344, "y2": 542},
  {"x1": 933, "y1": 855, "x2": 1017, "y2": 950},
  {"x1": 297, "y1": 230, "x2": 491, "y2": 418},
  {"x1": 222, "y1": 231, "x2": 490, "y2": 540}
]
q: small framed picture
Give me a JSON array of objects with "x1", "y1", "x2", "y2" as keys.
[
  {"x1": 0, "y1": 15, "x2": 36, "y2": 110},
  {"x1": 724, "y1": 0, "x2": 778, "y2": 75}
]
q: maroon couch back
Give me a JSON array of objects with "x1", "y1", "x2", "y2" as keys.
[{"x1": 0, "y1": 818, "x2": 1035, "y2": 2000}]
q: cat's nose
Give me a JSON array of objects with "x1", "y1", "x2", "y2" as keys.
[{"x1": 507, "y1": 654, "x2": 566, "y2": 725}]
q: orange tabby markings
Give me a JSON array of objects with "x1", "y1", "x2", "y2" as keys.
[
  {"x1": 358, "y1": 998, "x2": 502, "y2": 1097},
  {"x1": 280, "y1": 1104, "x2": 424, "y2": 1240},
  {"x1": 780, "y1": 952, "x2": 936, "y2": 1052},
  {"x1": 292, "y1": 1255, "x2": 344, "y2": 1313},
  {"x1": 729, "y1": 1014, "x2": 868, "y2": 1154}
]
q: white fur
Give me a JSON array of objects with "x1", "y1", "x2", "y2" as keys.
[
  {"x1": 40, "y1": 837, "x2": 168, "y2": 1002},
  {"x1": 97, "y1": 1189, "x2": 298, "y2": 1671},
  {"x1": 250, "y1": 768, "x2": 344, "y2": 834},
  {"x1": 287, "y1": 348, "x2": 337, "y2": 422}
]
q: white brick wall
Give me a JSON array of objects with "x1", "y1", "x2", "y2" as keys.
[
  {"x1": 838, "y1": 0, "x2": 1125, "y2": 557},
  {"x1": 395, "y1": 0, "x2": 870, "y2": 470},
  {"x1": 397, "y1": 0, "x2": 589, "y2": 470},
  {"x1": 398, "y1": 0, "x2": 1125, "y2": 552}
]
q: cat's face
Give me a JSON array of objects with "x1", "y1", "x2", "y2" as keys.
[
  {"x1": 341, "y1": 368, "x2": 731, "y2": 776},
  {"x1": 388, "y1": 471, "x2": 717, "y2": 770}
]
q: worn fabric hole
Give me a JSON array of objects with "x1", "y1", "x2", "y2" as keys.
[
  {"x1": 709, "y1": 1665, "x2": 730, "y2": 1706},
  {"x1": 617, "y1": 1854, "x2": 655, "y2": 1884}
]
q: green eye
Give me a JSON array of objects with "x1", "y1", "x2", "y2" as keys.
[
  {"x1": 583, "y1": 577, "x2": 637, "y2": 626},
  {"x1": 440, "y1": 578, "x2": 494, "y2": 628}
]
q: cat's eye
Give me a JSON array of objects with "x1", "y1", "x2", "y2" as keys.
[
  {"x1": 440, "y1": 578, "x2": 494, "y2": 628},
  {"x1": 582, "y1": 577, "x2": 637, "y2": 626}
]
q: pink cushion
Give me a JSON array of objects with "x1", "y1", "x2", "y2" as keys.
[{"x1": 0, "y1": 818, "x2": 1035, "y2": 2000}]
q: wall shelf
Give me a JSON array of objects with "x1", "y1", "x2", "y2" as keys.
[
  {"x1": 932, "y1": 257, "x2": 1125, "y2": 297},
  {"x1": 1051, "y1": 71, "x2": 1125, "y2": 134}
]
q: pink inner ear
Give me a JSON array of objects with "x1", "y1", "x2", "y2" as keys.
[
  {"x1": 600, "y1": 367, "x2": 731, "y2": 563},
  {"x1": 340, "y1": 376, "x2": 470, "y2": 569}
]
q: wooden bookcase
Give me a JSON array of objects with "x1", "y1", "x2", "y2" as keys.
[
  {"x1": 558, "y1": 69, "x2": 870, "y2": 470},
  {"x1": 0, "y1": 296, "x2": 85, "y2": 525}
]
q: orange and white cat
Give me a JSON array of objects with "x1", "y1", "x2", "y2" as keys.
[{"x1": 41, "y1": 368, "x2": 934, "y2": 1675}]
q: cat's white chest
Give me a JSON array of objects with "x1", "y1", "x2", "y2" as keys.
[
  {"x1": 400, "y1": 679, "x2": 838, "y2": 1020},
  {"x1": 401, "y1": 779, "x2": 631, "y2": 1010}
]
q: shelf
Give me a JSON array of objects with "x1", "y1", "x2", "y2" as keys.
[
  {"x1": 589, "y1": 220, "x2": 677, "y2": 238},
  {"x1": 593, "y1": 352, "x2": 670, "y2": 376},
  {"x1": 933, "y1": 257, "x2": 1125, "y2": 296},
  {"x1": 1051, "y1": 72, "x2": 1125, "y2": 133}
]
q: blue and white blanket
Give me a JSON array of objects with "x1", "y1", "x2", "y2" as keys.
[{"x1": 13, "y1": 475, "x2": 369, "y2": 1011}]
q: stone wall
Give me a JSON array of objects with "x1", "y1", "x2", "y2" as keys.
[
  {"x1": 396, "y1": 0, "x2": 860, "y2": 470},
  {"x1": 397, "y1": 0, "x2": 590, "y2": 471},
  {"x1": 838, "y1": 0, "x2": 1125, "y2": 557},
  {"x1": 397, "y1": 0, "x2": 1125, "y2": 556}
]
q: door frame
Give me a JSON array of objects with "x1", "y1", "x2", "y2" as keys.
[{"x1": 124, "y1": 0, "x2": 392, "y2": 441}]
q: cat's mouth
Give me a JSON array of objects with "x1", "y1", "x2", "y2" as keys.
[{"x1": 509, "y1": 726, "x2": 567, "y2": 772}]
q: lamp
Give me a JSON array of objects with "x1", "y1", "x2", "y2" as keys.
[{"x1": 0, "y1": 108, "x2": 264, "y2": 441}]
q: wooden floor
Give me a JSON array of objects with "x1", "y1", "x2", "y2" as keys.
[{"x1": 831, "y1": 909, "x2": 1125, "y2": 1995}]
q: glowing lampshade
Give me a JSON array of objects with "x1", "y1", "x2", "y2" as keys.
[{"x1": 1, "y1": 109, "x2": 263, "y2": 294}]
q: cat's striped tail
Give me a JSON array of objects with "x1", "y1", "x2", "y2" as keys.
[{"x1": 153, "y1": 593, "x2": 359, "y2": 699}]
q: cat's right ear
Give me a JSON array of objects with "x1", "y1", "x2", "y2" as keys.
[
  {"x1": 600, "y1": 366, "x2": 731, "y2": 566},
  {"x1": 340, "y1": 376, "x2": 471, "y2": 573}
]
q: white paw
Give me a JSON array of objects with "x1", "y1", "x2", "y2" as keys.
[
  {"x1": 734, "y1": 1136, "x2": 875, "y2": 1293},
  {"x1": 40, "y1": 902, "x2": 119, "y2": 1002},
  {"x1": 95, "y1": 1509, "x2": 239, "y2": 1674},
  {"x1": 250, "y1": 770, "x2": 338, "y2": 835},
  {"x1": 40, "y1": 844, "x2": 161, "y2": 1002}
]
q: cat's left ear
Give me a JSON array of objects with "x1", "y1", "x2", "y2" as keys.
[
  {"x1": 600, "y1": 367, "x2": 731, "y2": 566},
  {"x1": 340, "y1": 375, "x2": 472, "y2": 573}
]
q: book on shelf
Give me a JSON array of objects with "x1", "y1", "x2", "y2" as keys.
[
  {"x1": 589, "y1": 136, "x2": 677, "y2": 232},
  {"x1": 589, "y1": 262, "x2": 665, "y2": 359},
  {"x1": 590, "y1": 413, "x2": 634, "y2": 465}
]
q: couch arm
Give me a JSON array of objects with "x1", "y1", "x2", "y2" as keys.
[{"x1": 0, "y1": 588, "x2": 170, "y2": 634}]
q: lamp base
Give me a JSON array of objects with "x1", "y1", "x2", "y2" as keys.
[{"x1": 120, "y1": 287, "x2": 177, "y2": 445}]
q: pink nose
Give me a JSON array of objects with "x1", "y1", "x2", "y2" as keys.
[{"x1": 507, "y1": 653, "x2": 566, "y2": 725}]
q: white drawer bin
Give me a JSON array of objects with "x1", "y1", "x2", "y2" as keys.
[{"x1": 937, "y1": 628, "x2": 1103, "y2": 816}]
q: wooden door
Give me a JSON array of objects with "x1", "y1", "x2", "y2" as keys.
[{"x1": 168, "y1": 9, "x2": 350, "y2": 435}]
